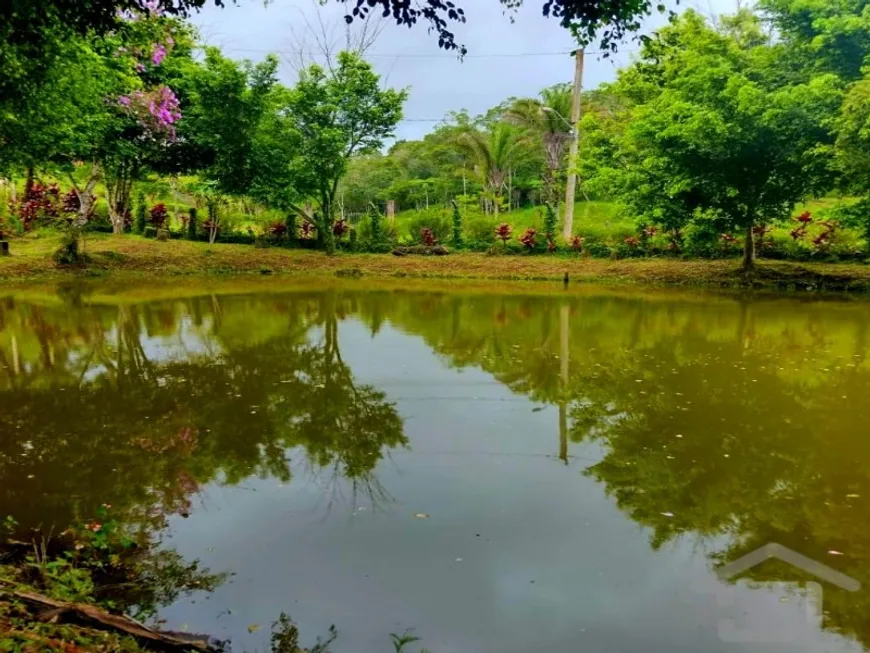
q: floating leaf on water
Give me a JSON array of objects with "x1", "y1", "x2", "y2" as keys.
[
  {"x1": 661, "y1": 512, "x2": 675, "y2": 518},
  {"x1": 532, "y1": 407, "x2": 545, "y2": 413},
  {"x1": 415, "y1": 513, "x2": 429, "y2": 519},
  {"x1": 248, "y1": 624, "x2": 261, "y2": 633},
  {"x1": 455, "y1": 558, "x2": 463, "y2": 562},
  {"x1": 846, "y1": 494, "x2": 861, "y2": 499},
  {"x1": 675, "y1": 434, "x2": 683, "y2": 439},
  {"x1": 828, "y1": 550, "x2": 845, "y2": 556}
]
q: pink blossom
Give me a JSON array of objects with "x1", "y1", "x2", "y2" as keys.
[
  {"x1": 152, "y1": 43, "x2": 167, "y2": 66},
  {"x1": 136, "y1": 62, "x2": 146, "y2": 73},
  {"x1": 143, "y1": 0, "x2": 162, "y2": 16},
  {"x1": 118, "y1": 95, "x2": 131, "y2": 106}
]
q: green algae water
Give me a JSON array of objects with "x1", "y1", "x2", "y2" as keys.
[{"x1": 2, "y1": 282, "x2": 870, "y2": 652}]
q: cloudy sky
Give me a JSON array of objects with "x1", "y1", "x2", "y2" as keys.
[{"x1": 192, "y1": 0, "x2": 739, "y2": 141}]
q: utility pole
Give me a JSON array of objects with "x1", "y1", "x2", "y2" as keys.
[{"x1": 562, "y1": 48, "x2": 585, "y2": 241}]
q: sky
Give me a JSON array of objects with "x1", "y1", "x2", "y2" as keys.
[{"x1": 192, "y1": 0, "x2": 739, "y2": 141}]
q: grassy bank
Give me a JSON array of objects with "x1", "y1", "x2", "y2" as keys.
[{"x1": 3, "y1": 232, "x2": 870, "y2": 292}]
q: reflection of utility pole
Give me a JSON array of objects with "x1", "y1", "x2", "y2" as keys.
[
  {"x1": 562, "y1": 48, "x2": 585, "y2": 241},
  {"x1": 559, "y1": 303, "x2": 570, "y2": 465}
]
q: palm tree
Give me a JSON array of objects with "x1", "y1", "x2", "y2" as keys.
[
  {"x1": 507, "y1": 83, "x2": 573, "y2": 205},
  {"x1": 457, "y1": 122, "x2": 527, "y2": 215}
]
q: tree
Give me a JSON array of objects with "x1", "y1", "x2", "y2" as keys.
[
  {"x1": 178, "y1": 48, "x2": 301, "y2": 235},
  {"x1": 603, "y1": 11, "x2": 843, "y2": 269},
  {"x1": 285, "y1": 51, "x2": 407, "y2": 253},
  {"x1": 507, "y1": 84, "x2": 574, "y2": 205},
  {"x1": 758, "y1": 0, "x2": 870, "y2": 82},
  {"x1": 457, "y1": 122, "x2": 528, "y2": 216}
]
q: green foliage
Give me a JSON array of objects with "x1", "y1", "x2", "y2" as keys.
[
  {"x1": 588, "y1": 10, "x2": 844, "y2": 267},
  {"x1": 451, "y1": 200, "x2": 463, "y2": 246},
  {"x1": 284, "y1": 52, "x2": 407, "y2": 251},
  {"x1": 405, "y1": 209, "x2": 452, "y2": 244},
  {"x1": 543, "y1": 202, "x2": 558, "y2": 240},
  {"x1": 134, "y1": 192, "x2": 147, "y2": 234},
  {"x1": 52, "y1": 230, "x2": 86, "y2": 265}
]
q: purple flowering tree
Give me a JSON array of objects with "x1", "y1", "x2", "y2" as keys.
[{"x1": 103, "y1": 8, "x2": 185, "y2": 234}]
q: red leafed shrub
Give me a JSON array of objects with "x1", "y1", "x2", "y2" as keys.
[
  {"x1": 299, "y1": 220, "x2": 315, "y2": 239},
  {"x1": 420, "y1": 227, "x2": 438, "y2": 247},
  {"x1": 624, "y1": 236, "x2": 640, "y2": 248},
  {"x1": 333, "y1": 218, "x2": 350, "y2": 238},
  {"x1": 642, "y1": 225, "x2": 658, "y2": 239},
  {"x1": 16, "y1": 182, "x2": 61, "y2": 230},
  {"x1": 571, "y1": 235, "x2": 585, "y2": 252},
  {"x1": 269, "y1": 221, "x2": 288, "y2": 237},
  {"x1": 495, "y1": 223, "x2": 512, "y2": 245},
  {"x1": 547, "y1": 237, "x2": 557, "y2": 253},
  {"x1": 813, "y1": 220, "x2": 838, "y2": 251},
  {"x1": 520, "y1": 228, "x2": 537, "y2": 249},
  {"x1": 791, "y1": 212, "x2": 813, "y2": 240},
  {"x1": 62, "y1": 190, "x2": 80, "y2": 214},
  {"x1": 149, "y1": 203, "x2": 169, "y2": 227},
  {"x1": 720, "y1": 233, "x2": 739, "y2": 245}
]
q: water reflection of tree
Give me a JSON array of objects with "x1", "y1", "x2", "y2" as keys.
[
  {"x1": 0, "y1": 292, "x2": 407, "y2": 535},
  {"x1": 372, "y1": 291, "x2": 870, "y2": 650},
  {"x1": 8, "y1": 288, "x2": 870, "y2": 647}
]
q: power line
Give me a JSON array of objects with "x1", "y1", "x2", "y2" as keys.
[{"x1": 211, "y1": 46, "x2": 617, "y2": 59}]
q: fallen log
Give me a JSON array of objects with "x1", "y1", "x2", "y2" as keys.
[
  {"x1": 392, "y1": 245, "x2": 450, "y2": 256},
  {"x1": 0, "y1": 579, "x2": 216, "y2": 651}
]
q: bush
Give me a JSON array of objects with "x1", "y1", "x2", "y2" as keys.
[
  {"x1": 87, "y1": 202, "x2": 112, "y2": 233},
  {"x1": 465, "y1": 216, "x2": 498, "y2": 248},
  {"x1": 149, "y1": 203, "x2": 169, "y2": 228},
  {"x1": 582, "y1": 238, "x2": 613, "y2": 258},
  {"x1": 187, "y1": 207, "x2": 197, "y2": 240},
  {"x1": 405, "y1": 209, "x2": 452, "y2": 244},
  {"x1": 683, "y1": 222, "x2": 724, "y2": 259},
  {"x1": 134, "y1": 193, "x2": 147, "y2": 234},
  {"x1": 53, "y1": 231, "x2": 86, "y2": 265},
  {"x1": 357, "y1": 212, "x2": 396, "y2": 252},
  {"x1": 543, "y1": 203, "x2": 558, "y2": 240}
]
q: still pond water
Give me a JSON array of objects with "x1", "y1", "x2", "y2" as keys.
[{"x1": 2, "y1": 283, "x2": 870, "y2": 652}]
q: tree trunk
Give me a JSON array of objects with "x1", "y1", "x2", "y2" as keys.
[
  {"x1": 107, "y1": 163, "x2": 134, "y2": 234},
  {"x1": 742, "y1": 223, "x2": 755, "y2": 271}
]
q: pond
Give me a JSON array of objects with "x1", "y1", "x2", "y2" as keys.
[{"x1": 2, "y1": 281, "x2": 870, "y2": 652}]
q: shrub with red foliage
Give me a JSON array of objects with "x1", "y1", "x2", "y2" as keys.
[
  {"x1": 149, "y1": 203, "x2": 169, "y2": 227},
  {"x1": 813, "y1": 220, "x2": 838, "y2": 251},
  {"x1": 420, "y1": 227, "x2": 437, "y2": 246},
  {"x1": 571, "y1": 235, "x2": 585, "y2": 252},
  {"x1": 624, "y1": 236, "x2": 640, "y2": 248},
  {"x1": 720, "y1": 233, "x2": 739, "y2": 245},
  {"x1": 495, "y1": 223, "x2": 512, "y2": 245},
  {"x1": 520, "y1": 228, "x2": 537, "y2": 249},
  {"x1": 791, "y1": 211, "x2": 813, "y2": 241},
  {"x1": 62, "y1": 190, "x2": 80, "y2": 214},
  {"x1": 269, "y1": 221, "x2": 288, "y2": 238},
  {"x1": 16, "y1": 182, "x2": 62, "y2": 230},
  {"x1": 299, "y1": 220, "x2": 315, "y2": 239},
  {"x1": 333, "y1": 218, "x2": 350, "y2": 238},
  {"x1": 547, "y1": 237, "x2": 557, "y2": 253}
]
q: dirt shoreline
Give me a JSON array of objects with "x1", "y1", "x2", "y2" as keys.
[{"x1": 2, "y1": 234, "x2": 870, "y2": 292}]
